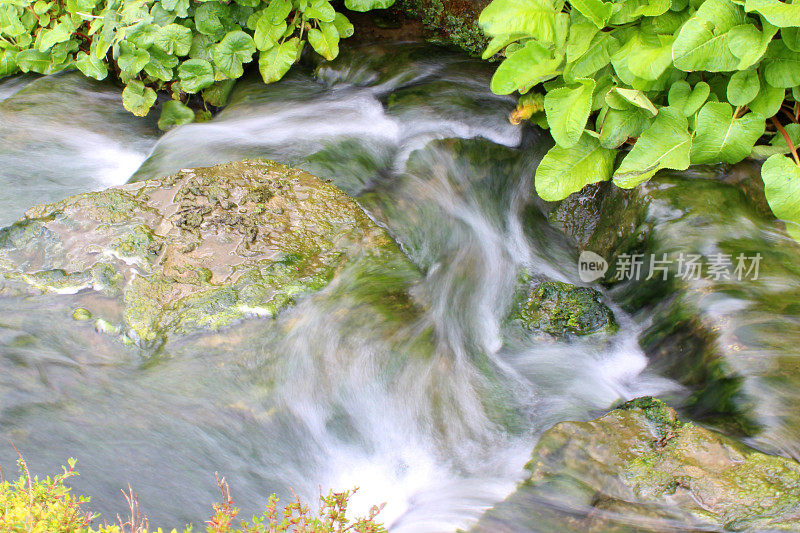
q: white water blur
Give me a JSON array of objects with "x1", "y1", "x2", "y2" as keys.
[
  {"x1": 0, "y1": 44, "x2": 679, "y2": 532},
  {"x1": 0, "y1": 71, "x2": 159, "y2": 226}
]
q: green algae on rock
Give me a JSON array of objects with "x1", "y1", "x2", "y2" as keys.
[
  {"x1": 473, "y1": 397, "x2": 800, "y2": 532},
  {"x1": 511, "y1": 281, "x2": 616, "y2": 337},
  {"x1": 0, "y1": 160, "x2": 407, "y2": 347}
]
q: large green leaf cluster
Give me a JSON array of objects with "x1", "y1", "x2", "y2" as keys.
[
  {"x1": 0, "y1": 0, "x2": 392, "y2": 126},
  {"x1": 479, "y1": 0, "x2": 800, "y2": 236}
]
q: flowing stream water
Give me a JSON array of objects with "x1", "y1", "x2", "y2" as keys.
[{"x1": 0, "y1": 42, "x2": 797, "y2": 532}]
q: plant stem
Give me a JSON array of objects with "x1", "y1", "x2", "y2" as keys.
[
  {"x1": 772, "y1": 116, "x2": 800, "y2": 165},
  {"x1": 782, "y1": 108, "x2": 799, "y2": 124}
]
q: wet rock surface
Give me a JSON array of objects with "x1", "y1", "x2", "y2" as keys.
[
  {"x1": 0, "y1": 159, "x2": 407, "y2": 347},
  {"x1": 473, "y1": 397, "x2": 800, "y2": 532},
  {"x1": 545, "y1": 167, "x2": 800, "y2": 451},
  {"x1": 510, "y1": 280, "x2": 616, "y2": 337}
]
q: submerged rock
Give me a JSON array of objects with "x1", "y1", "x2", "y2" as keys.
[
  {"x1": 473, "y1": 397, "x2": 800, "y2": 532},
  {"x1": 0, "y1": 159, "x2": 407, "y2": 347},
  {"x1": 511, "y1": 281, "x2": 616, "y2": 337}
]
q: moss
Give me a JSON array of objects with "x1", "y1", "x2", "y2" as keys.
[
  {"x1": 71, "y1": 308, "x2": 92, "y2": 320},
  {"x1": 0, "y1": 160, "x2": 416, "y2": 348},
  {"x1": 21, "y1": 269, "x2": 90, "y2": 294},
  {"x1": 616, "y1": 396, "x2": 683, "y2": 440},
  {"x1": 511, "y1": 280, "x2": 617, "y2": 337},
  {"x1": 397, "y1": 0, "x2": 489, "y2": 57},
  {"x1": 493, "y1": 397, "x2": 800, "y2": 531}
]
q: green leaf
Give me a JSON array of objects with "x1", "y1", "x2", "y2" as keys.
[
  {"x1": 122, "y1": 80, "x2": 157, "y2": 117},
  {"x1": 33, "y1": 0, "x2": 53, "y2": 16},
  {"x1": 151, "y1": 3, "x2": 177, "y2": 26},
  {"x1": 783, "y1": 27, "x2": 800, "y2": 51},
  {"x1": 0, "y1": 48, "x2": 19, "y2": 77},
  {"x1": 751, "y1": 123, "x2": 800, "y2": 158},
  {"x1": 764, "y1": 39, "x2": 800, "y2": 88},
  {"x1": 727, "y1": 69, "x2": 760, "y2": 105},
  {"x1": 118, "y1": 42, "x2": 150, "y2": 76},
  {"x1": 482, "y1": 34, "x2": 526, "y2": 59},
  {"x1": 15, "y1": 49, "x2": 51, "y2": 73},
  {"x1": 178, "y1": 58, "x2": 215, "y2": 93},
  {"x1": 153, "y1": 22, "x2": 192, "y2": 56},
  {"x1": 613, "y1": 106, "x2": 692, "y2": 187},
  {"x1": 195, "y1": 2, "x2": 231, "y2": 39},
  {"x1": 213, "y1": 30, "x2": 256, "y2": 77},
  {"x1": 565, "y1": 31, "x2": 618, "y2": 81},
  {"x1": 254, "y1": 17, "x2": 287, "y2": 51},
  {"x1": 161, "y1": 0, "x2": 190, "y2": 17},
  {"x1": 307, "y1": 22, "x2": 339, "y2": 60},
  {"x1": 534, "y1": 133, "x2": 616, "y2": 201},
  {"x1": 672, "y1": 18, "x2": 741, "y2": 72},
  {"x1": 189, "y1": 33, "x2": 215, "y2": 61},
  {"x1": 258, "y1": 37, "x2": 301, "y2": 83},
  {"x1": 333, "y1": 12, "x2": 354, "y2": 38},
  {"x1": 144, "y1": 47, "x2": 179, "y2": 81},
  {"x1": 744, "y1": 0, "x2": 800, "y2": 28},
  {"x1": 605, "y1": 87, "x2": 658, "y2": 116},
  {"x1": 38, "y1": 20, "x2": 73, "y2": 52},
  {"x1": 626, "y1": 33, "x2": 675, "y2": 81},
  {"x1": 158, "y1": 99, "x2": 195, "y2": 130},
  {"x1": 127, "y1": 22, "x2": 159, "y2": 49},
  {"x1": 694, "y1": 0, "x2": 748, "y2": 29},
  {"x1": 599, "y1": 107, "x2": 652, "y2": 148},
  {"x1": 570, "y1": 0, "x2": 613, "y2": 28},
  {"x1": 344, "y1": 0, "x2": 395, "y2": 10},
  {"x1": 304, "y1": 0, "x2": 336, "y2": 21},
  {"x1": 478, "y1": 0, "x2": 557, "y2": 44},
  {"x1": 668, "y1": 80, "x2": 710, "y2": 116},
  {"x1": 749, "y1": 70, "x2": 785, "y2": 116},
  {"x1": 727, "y1": 20, "x2": 777, "y2": 70},
  {"x1": 761, "y1": 154, "x2": 800, "y2": 241},
  {"x1": 264, "y1": 0, "x2": 292, "y2": 22},
  {"x1": 690, "y1": 102, "x2": 765, "y2": 164},
  {"x1": 0, "y1": 5, "x2": 26, "y2": 38},
  {"x1": 565, "y1": 16, "x2": 599, "y2": 61},
  {"x1": 75, "y1": 51, "x2": 108, "y2": 79},
  {"x1": 544, "y1": 78, "x2": 595, "y2": 147},
  {"x1": 490, "y1": 40, "x2": 563, "y2": 95}
]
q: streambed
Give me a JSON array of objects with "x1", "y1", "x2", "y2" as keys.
[{"x1": 0, "y1": 42, "x2": 798, "y2": 532}]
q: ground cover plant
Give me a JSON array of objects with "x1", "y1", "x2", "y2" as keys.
[
  {"x1": 478, "y1": 0, "x2": 800, "y2": 239},
  {"x1": 0, "y1": 0, "x2": 394, "y2": 128},
  {"x1": 0, "y1": 455, "x2": 386, "y2": 532}
]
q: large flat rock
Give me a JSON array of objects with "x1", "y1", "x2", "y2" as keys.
[{"x1": 0, "y1": 159, "x2": 407, "y2": 347}]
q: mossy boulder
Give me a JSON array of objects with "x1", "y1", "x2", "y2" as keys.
[
  {"x1": 510, "y1": 281, "x2": 616, "y2": 337},
  {"x1": 0, "y1": 159, "x2": 409, "y2": 347},
  {"x1": 473, "y1": 397, "x2": 800, "y2": 531}
]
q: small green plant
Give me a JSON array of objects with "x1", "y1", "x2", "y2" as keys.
[
  {"x1": 0, "y1": 0, "x2": 395, "y2": 128},
  {"x1": 0, "y1": 454, "x2": 96, "y2": 532},
  {"x1": 0, "y1": 454, "x2": 386, "y2": 533},
  {"x1": 479, "y1": 0, "x2": 800, "y2": 240}
]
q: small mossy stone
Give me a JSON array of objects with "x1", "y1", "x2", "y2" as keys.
[
  {"x1": 71, "y1": 308, "x2": 92, "y2": 320},
  {"x1": 512, "y1": 280, "x2": 616, "y2": 337}
]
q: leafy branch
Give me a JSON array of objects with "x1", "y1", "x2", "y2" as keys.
[{"x1": 478, "y1": 0, "x2": 800, "y2": 239}]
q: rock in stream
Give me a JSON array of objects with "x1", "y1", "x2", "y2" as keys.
[
  {"x1": 0, "y1": 159, "x2": 409, "y2": 347},
  {"x1": 473, "y1": 397, "x2": 800, "y2": 532}
]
